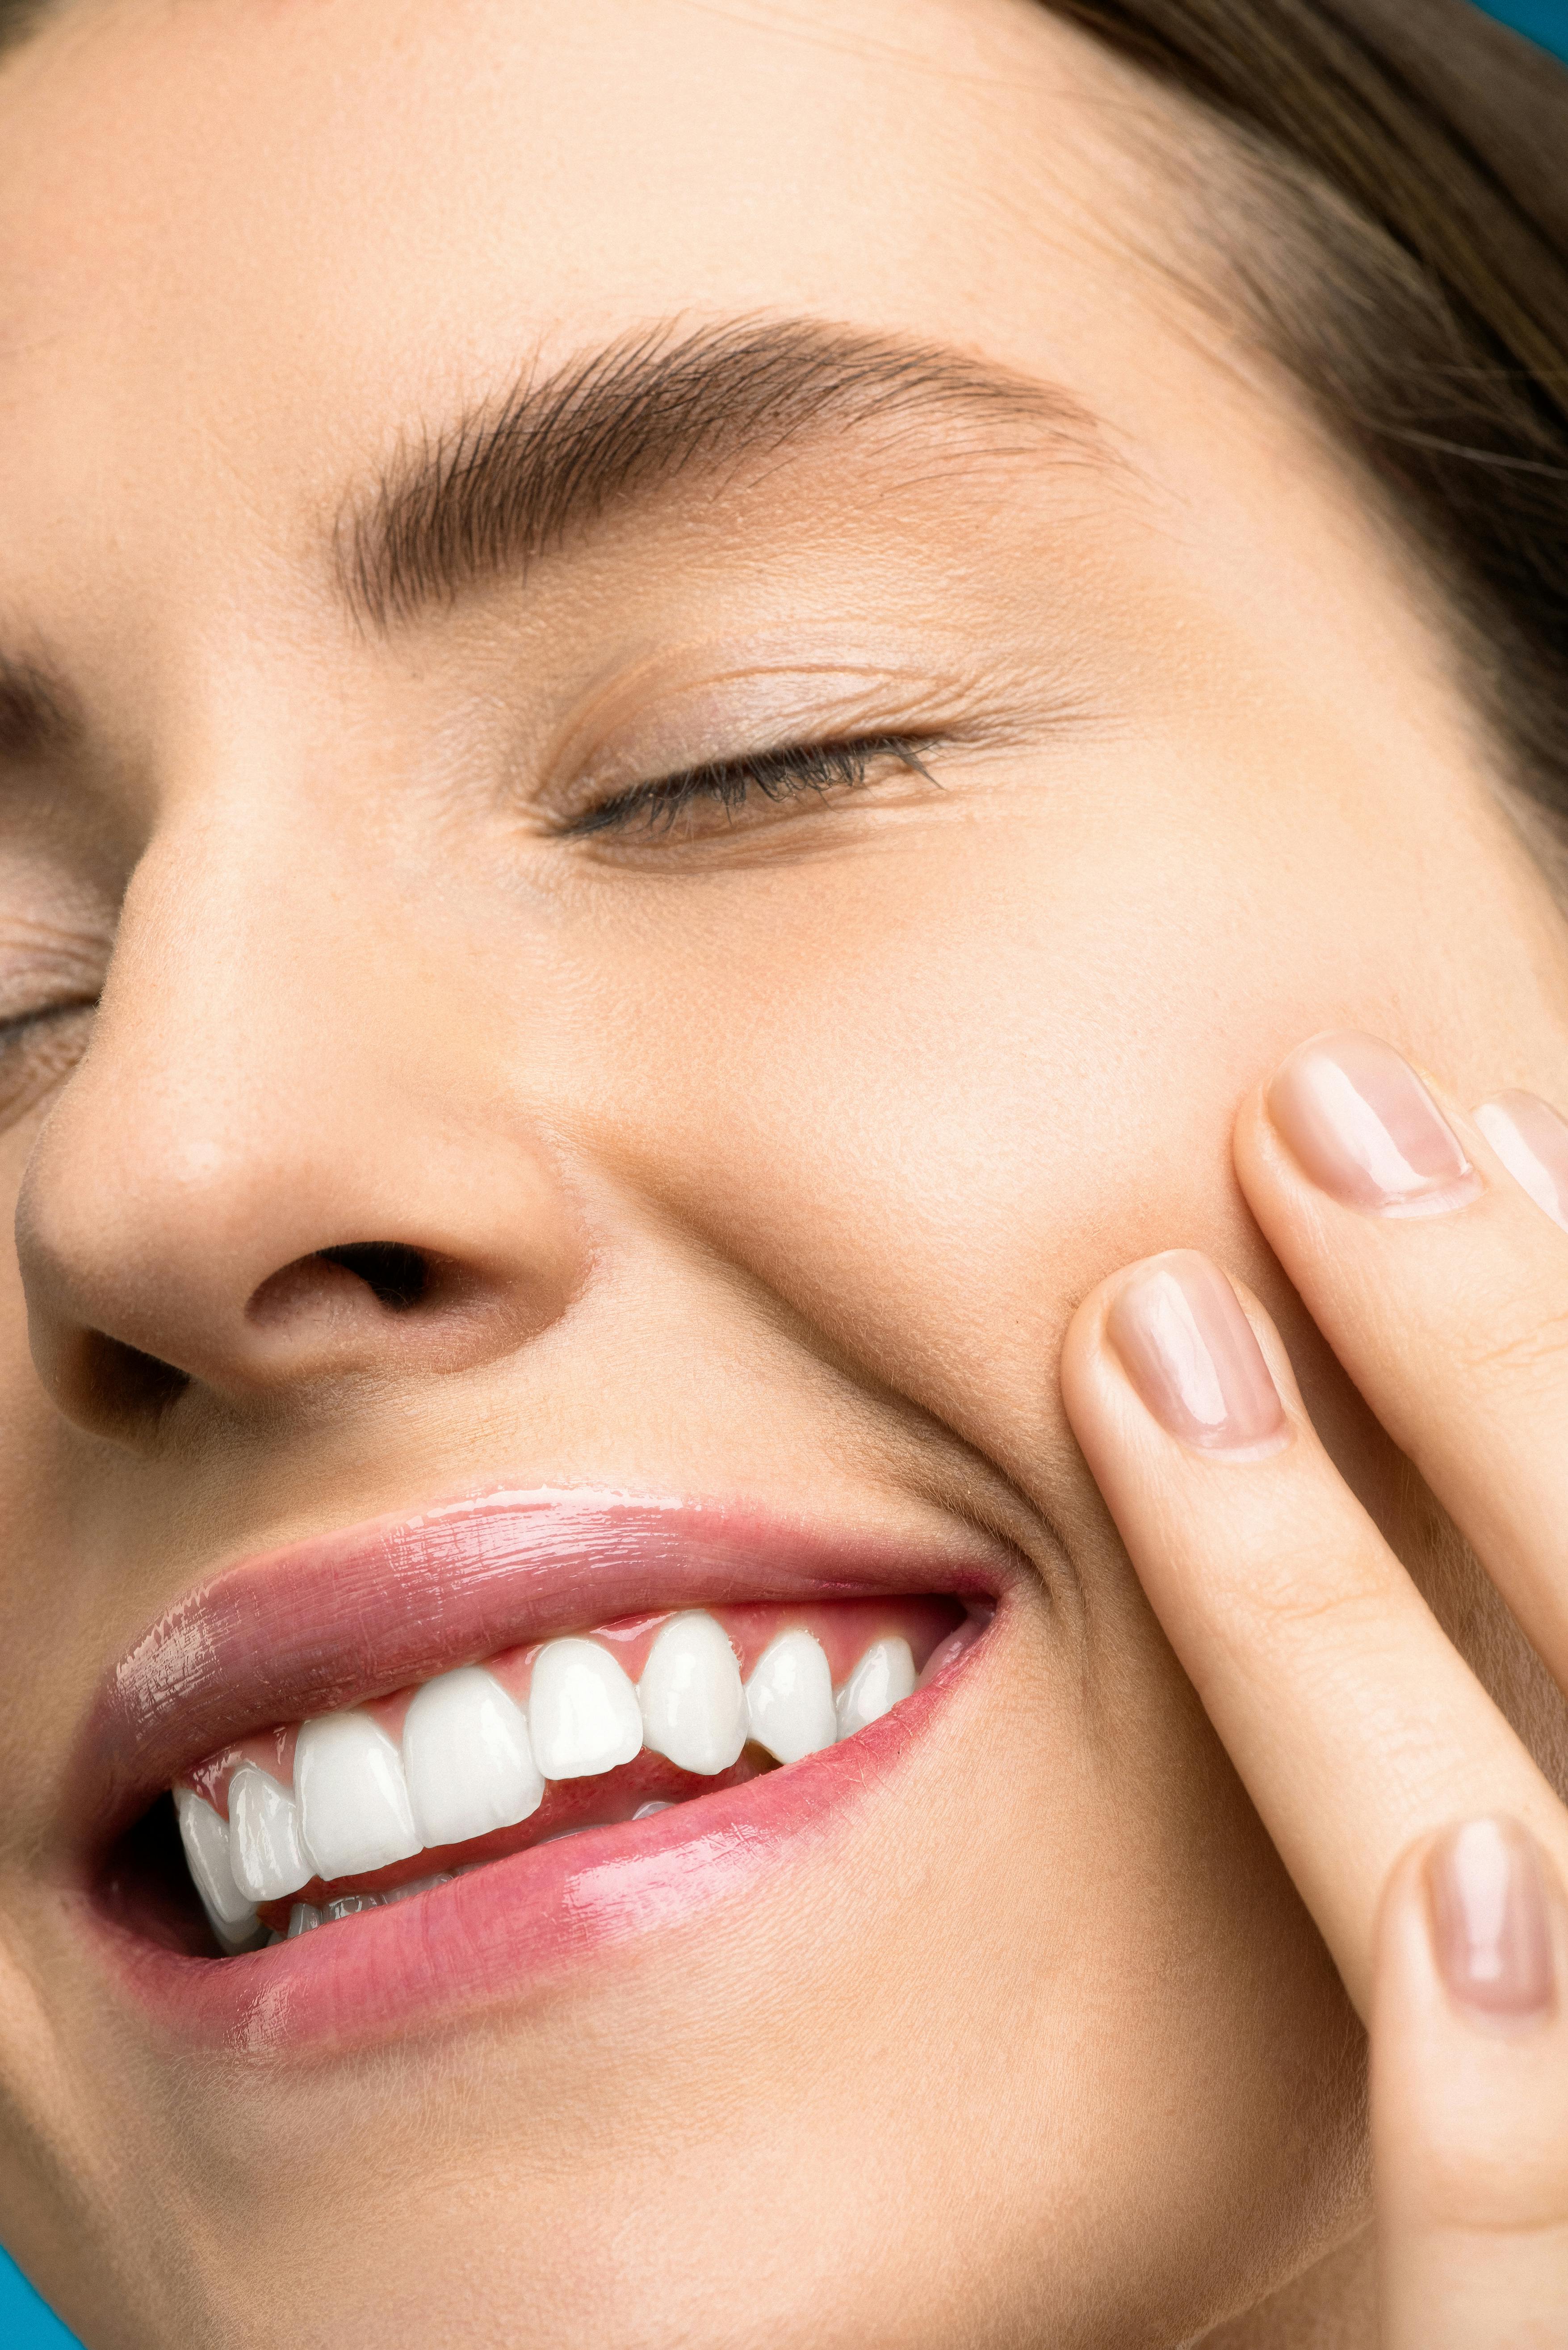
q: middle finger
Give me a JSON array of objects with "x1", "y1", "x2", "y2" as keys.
[{"x1": 1234, "y1": 1032, "x2": 1568, "y2": 1692}]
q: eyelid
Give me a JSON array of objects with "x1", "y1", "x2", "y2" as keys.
[
  {"x1": 533, "y1": 639, "x2": 979, "y2": 810},
  {"x1": 561, "y1": 730, "x2": 940, "y2": 839},
  {"x1": 0, "y1": 927, "x2": 111, "y2": 1031}
]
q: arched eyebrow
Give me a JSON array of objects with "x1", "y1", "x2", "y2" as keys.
[{"x1": 335, "y1": 316, "x2": 1104, "y2": 630}]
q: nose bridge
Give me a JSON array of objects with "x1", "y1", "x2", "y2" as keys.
[
  {"x1": 16, "y1": 802, "x2": 586, "y2": 1432},
  {"x1": 42, "y1": 819, "x2": 370, "y2": 1249},
  {"x1": 112, "y1": 809, "x2": 434, "y2": 1188}
]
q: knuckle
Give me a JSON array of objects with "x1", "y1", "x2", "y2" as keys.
[
  {"x1": 1206, "y1": 1538, "x2": 1391, "y2": 1659},
  {"x1": 1457, "y1": 1296, "x2": 1568, "y2": 1387}
]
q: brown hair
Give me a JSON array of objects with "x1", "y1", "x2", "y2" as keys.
[
  {"x1": 1040, "y1": 0, "x2": 1568, "y2": 826},
  {"x1": 6, "y1": 0, "x2": 1568, "y2": 823}
]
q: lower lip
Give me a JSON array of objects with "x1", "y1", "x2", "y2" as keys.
[{"x1": 88, "y1": 1659, "x2": 972, "y2": 2056}]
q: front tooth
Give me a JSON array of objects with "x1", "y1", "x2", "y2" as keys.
[
  {"x1": 174, "y1": 1788, "x2": 261, "y2": 1950},
  {"x1": 526, "y1": 1638, "x2": 644, "y2": 1779},
  {"x1": 294, "y1": 1712, "x2": 422, "y2": 1882},
  {"x1": 638, "y1": 1611, "x2": 747, "y2": 1775},
  {"x1": 228, "y1": 1763, "x2": 310, "y2": 1902},
  {"x1": 286, "y1": 1901, "x2": 323, "y2": 1937},
  {"x1": 834, "y1": 1637, "x2": 916, "y2": 1738},
  {"x1": 744, "y1": 1628, "x2": 837, "y2": 1764},
  {"x1": 401, "y1": 1667, "x2": 544, "y2": 1849}
]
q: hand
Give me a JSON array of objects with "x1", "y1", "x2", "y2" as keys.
[{"x1": 1060, "y1": 1032, "x2": 1568, "y2": 2346}]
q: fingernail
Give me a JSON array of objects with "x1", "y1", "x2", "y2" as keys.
[
  {"x1": 1475, "y1": 1091, "x2": 1568, "y2": 1234},
  {"x1": 1426, "y1": 1817, "x2": 1557, "y2": 2021},
  {"x1": 1267, "y1": 1032, "x2": 1477, "y2": 1214},
  {"x1": 1105, "y1": 1251, "x2": 1287, "y2": 1454}
]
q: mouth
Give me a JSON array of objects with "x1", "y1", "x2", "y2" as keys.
[{"x1": 76, "y1": 1489, "x2": 1006, "y2": 2050}]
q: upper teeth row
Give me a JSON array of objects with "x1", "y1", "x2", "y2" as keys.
[{"x1": 175, "y1": 1616, "x2": 918, "y2": 1951}]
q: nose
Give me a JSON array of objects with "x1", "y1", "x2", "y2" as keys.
[{"x1": 15, "y1": 829, "x2": 586, "y2": 1444}]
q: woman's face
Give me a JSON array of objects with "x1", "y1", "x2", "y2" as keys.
[{"x1": 2, "y1": 1, "x2": 1566, "y2": 2342}]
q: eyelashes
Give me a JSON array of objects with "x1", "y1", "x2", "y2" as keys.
[
  {"x1": 563, "y1": 733, "x2": 938, "y2": 839},
  {"x1": 0, "y1": 998, "x2": 96, "y2": 1132}
]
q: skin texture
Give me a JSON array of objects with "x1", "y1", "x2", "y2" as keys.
[{"x1": 0, "y1": 0, "x2": 1564, "y2": 2343}]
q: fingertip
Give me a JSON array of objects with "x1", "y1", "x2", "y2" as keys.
[
  {"x1": 1425, "y1": 1817, "x2": 1560, "y2": 2027},
  {"x1": 1062, "y1": 1249, "x2": 1307, "y2": 1465},
  {"x1": 1375, "y1": 1816, "x2": 1568, "y2": 2046},
  {"x1": 1375, "y1": 1822, "x2": 1568, "y2": 2337},
  {"x1": 1472, "y1": 1091, "x2": 1568, "y2": 1235}
]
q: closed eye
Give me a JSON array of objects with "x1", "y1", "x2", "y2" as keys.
[
  {"x1": 0, "y1": 996, "x2": 97, "y2": 1131},
  {"x1": 563, "y1": 733, "x2": 939, "y2": 839}
]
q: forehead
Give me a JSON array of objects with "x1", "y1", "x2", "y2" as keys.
[{"x1": 0, "y1": 0, "x2": 1204, "y2": 546}]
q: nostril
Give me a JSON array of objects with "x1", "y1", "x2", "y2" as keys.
[
  {"x1": 314, "y1": 1242, "x2": 431, "y2": 1311},
  {"x1": 246, "y1": 1240, "x2": 443, "y2": 1336}
]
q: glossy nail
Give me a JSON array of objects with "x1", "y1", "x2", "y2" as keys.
[
  {"x1": 1267, "y1": 1032, "x2": 1476, "y2": 1213},
  {"x1": 1106, "y1": 1251, "x2": 1287, "y2": 1454},
  {"x1": 1475, "y1": 1091, "x2": 1568, "y2": 1234},
  {"x1": 1426, "y1": 1817, "x2": 1556, "y2": 2021}
]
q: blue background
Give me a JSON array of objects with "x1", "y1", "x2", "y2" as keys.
[
  {"x1": 3, "y1": 0, "x2": 1566, "y2": 2342},
  {"x1": 1480, "y1": 0, "x2": 1568, "y2": 44}
]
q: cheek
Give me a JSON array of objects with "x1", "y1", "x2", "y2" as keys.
[{"x1": 537, "y1": 763, "x2": 1410, "y2": 1476}]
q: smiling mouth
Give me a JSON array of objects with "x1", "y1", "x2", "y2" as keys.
[
  {"x1": 166, "y1": 1596, "x2": 977, "y2": 1953},
  {"x1": 78, "y1": 1490, "x2": 1006, "y2": 2029}
]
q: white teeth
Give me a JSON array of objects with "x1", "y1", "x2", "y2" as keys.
[
  {"x1": 744, "y1": 1628, "x2": 837, "y2": 1765},
  {"x1": 526, "y1": 1638, "x2": 644, "y2": 1780},
  {"x1": 294, "y1": 1711, "x2": 422, "y2": 1882},
  {"x1": 174, "y1": 1788, "x2": 261, "y2": 1950},
  {"x1": 834, "y1": 1637, "x2": 916, "y2": 1738},
  {"x1": 401, "y1": 1667, "x2": 544, "y2": 1849},
  {"x1": 181, "y1": 1612, "x2": 945, "y2": 1945},
  {"x1": 227, "y1": 1763, "x2": 311, "y2": 1903},
  {"x1": 637, "y1": 1611, "x2": 747, "y2": 1776}
]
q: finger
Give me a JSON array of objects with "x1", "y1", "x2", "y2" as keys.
[
  {"x1": 1233, "y1": 1034, "x2": 1568, "y2": 1688},
  {"x1": 1375, "y1": 1817, "x2": 1568, "y2": 2349},
  {"x1": 1060, "y1": 1251, "x2": 1568, "y2": 2014}
]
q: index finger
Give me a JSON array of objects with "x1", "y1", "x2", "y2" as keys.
[{"x1": 1059, "y1": 1248, "x2": 1567, "y2": 2017}]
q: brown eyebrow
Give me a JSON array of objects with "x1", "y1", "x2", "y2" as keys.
[{"x1": 335, "y1": 316, "x2": 1103, "y2": 630}]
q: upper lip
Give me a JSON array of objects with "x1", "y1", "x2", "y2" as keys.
[{"x1": 68, "y1": 1485, "x2": 1015, "y2": 1862}]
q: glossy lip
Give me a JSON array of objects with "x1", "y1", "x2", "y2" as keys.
[
  {"x1": 91, "y1": 1669, "x2": 976, "y2": 2055},
  {"x1": 70, "y1": 1483, "x2": 1014, "y2": 1858},
  {"x1": 73, "y1": 1485, "x2": 1013, "y2": 2054}
]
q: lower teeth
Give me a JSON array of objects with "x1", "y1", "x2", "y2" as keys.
[
  {"x1": 279, "y1": 1799, "x2": 695, "y2": 1940},
  {"x1": 285, "y1": 1869, "x2": 457, "y2": 1938}
]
